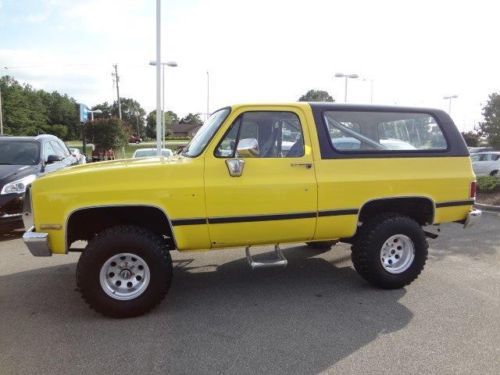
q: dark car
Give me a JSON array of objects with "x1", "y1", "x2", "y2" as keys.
[
  {"x1": 128, "y1": 135, "x2": 142, "y2": 144},
  {"x1": 0, "y1": 135, "x2": 77, "y2": 232}
]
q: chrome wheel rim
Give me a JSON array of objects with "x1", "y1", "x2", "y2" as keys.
[
  {"x1": 380, "y1": 234, "x2": 415, "y2": 274},
  {"x1": 99, "y1": 253, "x2": 150, "y2": 301}
]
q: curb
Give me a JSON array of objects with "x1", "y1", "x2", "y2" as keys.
[{"x1": 474, "y1": 203, "x2": 500, "y2": 213}]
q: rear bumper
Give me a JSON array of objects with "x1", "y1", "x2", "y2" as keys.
[
  {"x1": 464, "y1": 209, "x2": 481, "y2": 229},
  {"x1": 23, "y1": 226, "x2": 51, "y2": 257}
]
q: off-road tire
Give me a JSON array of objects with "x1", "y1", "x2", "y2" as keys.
[
  {"x1": 77, "y1": 225, "x2": 172, "y2": 318},
  {"x1": 305, "y1": 241, "x2": 337, "y2": 250},
  {"x1": 351, "y1": 213, "x2": 428, "y2": 289}
]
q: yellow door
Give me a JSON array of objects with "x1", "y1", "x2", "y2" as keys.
[{"x1": 204, "y1": 108, "x2": 317, "y2": 248}]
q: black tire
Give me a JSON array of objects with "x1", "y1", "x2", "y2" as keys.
[
  {"x1": 490, "y1": 170, "x2": 498, "y2": 177},
  {"x1": 77, "y1": 225, "x2": 172, "y2": 318},
  {"x1": 305, "y1": 241, "x2": 337, "y2": 250},
  {"x1": 351, "y1": 213, "x2": 428, "y2": 289}
]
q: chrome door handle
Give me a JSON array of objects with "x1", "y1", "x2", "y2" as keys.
[{"x1": 290, "y1": 163, "x2": 312, "y2": 169}]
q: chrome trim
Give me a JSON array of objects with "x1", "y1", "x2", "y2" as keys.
[
  {"x1": 23, "y1": 226, "x2": 51, "y2": 257},
  {"x1": 464, "y1": 209, "x2": 481, "y2": 229},
  {"x1": 245, "y1": 244, "x2": 287, "y2": 269},
  {"x1": 65, "y1": 204, "x2": 179, "y2": 253},
  {"x1": 1, "y1": 213, "x2": 23, "y2": 219},
  {"x1": 22, "y1": 186, "x2": 33, "y2": 231},
  {"x1": 225, "y1": 158, "x2": 245, "y2": 177}
]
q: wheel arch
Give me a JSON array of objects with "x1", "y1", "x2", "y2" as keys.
[
  {"x1": 66, "y1": 205, "x2": 177, "y2": 252},
  {"x1": 357, "y1": 196, "x2": 435, "y2": 228}
]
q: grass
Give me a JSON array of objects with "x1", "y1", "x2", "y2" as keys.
[{"x1": 67, "y1": 140, "x2": 189, "y2": 159}]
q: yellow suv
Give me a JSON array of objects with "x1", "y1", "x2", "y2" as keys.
[{"x1": 22, "y1": 103, "x2": 481, "y2": 317}]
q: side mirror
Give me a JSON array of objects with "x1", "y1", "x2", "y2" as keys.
[
  {"x1": 236, "y1": 138, "x2": 259, "y2": 158},
  {"x1": 47, "y1": 154, "x2": 62, "y2": 164}
]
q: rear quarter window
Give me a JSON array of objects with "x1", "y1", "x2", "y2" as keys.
[{"x1": 323, "y1": 111, "x2": 448, "y2": 153}]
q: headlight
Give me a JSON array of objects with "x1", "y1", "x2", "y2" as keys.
[{"x1": 1, "y1": 174, "x2": 36, "y2": 195}]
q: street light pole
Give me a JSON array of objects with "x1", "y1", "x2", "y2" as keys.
[
  {"x1": 155, "y1": 0, "x2": 162, "y2": 156},
  {"x1": 162, "y1": 64, "x2": 165, "y2": 148},
  {"x1": 206, "y1": 70, "x2": 210, "y2": 120},
  {"x1": 335, "y1": 73, "x2": 359, "y2": 103},
  {"x1": 150, "y1": 60, "x2": 178, "y2": 150},
  {"x1": 443, "y1": 95, "x2": 458, "y2": 114},
  {"x1": 88, "y1": 109, "x2": 103, "y2": 122}
]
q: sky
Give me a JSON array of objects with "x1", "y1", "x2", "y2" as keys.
[{"x1": 1, "y1": 0, "x2": 499, "y2": 131}]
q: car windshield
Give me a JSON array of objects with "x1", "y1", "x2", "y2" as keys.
[
  {"x1": 182, "y1": 108, "x2": 231, "y2": 157},
  {"x1": 0, "y1": 140, "x2": 40, "y2": 165}
]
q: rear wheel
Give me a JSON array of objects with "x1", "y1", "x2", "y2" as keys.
[
  {"x1": 351, "y1": 213, "x2": 428, "y2": 289},
  {"x1": 77, "y1": 225, "x2": 172, "y2": 318}
]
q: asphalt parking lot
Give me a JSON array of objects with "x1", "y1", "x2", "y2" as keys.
[{"x1": 0, "y1": 213, "x2": 499, "y2": 375}]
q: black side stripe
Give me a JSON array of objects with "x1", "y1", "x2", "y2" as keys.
[
  {"x1": 171, "y1": 209, "x2": 359, "y2": 226},
  {"x1": 435, "y1": 200, "x2": 475, "y2": 208},
  {"x1": 208, "y1": 212, "x2": 316, "y2": 224},
  {"x1": 319, "y1": 209, "x2": 359, "y2": 216},
  {"x1": 171, "y1": 218, "x2": 207, "y2": 226}
]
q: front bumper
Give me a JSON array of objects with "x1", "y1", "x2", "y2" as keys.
[
  {"x1": 0, "y1": 212, "x2": 23, "y2": 226},
  {"x1": 23, "y1": 226, "x2": 51, "y2": 257},
  {"x1": 0, "y1": 193, "x2": 24, "y2": 228},
  {"x1": 464, "y1": 209, "x2": 482, "y2": 229}
]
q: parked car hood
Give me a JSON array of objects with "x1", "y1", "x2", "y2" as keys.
[{"x1": 0, "y1": 164, "x2": 39, "y2": 187}]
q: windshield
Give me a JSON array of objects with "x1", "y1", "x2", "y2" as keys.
[
  {"x1": 182, "y1": 108, "x2": 231, "y2": 157},
  {"x1": 0, "y1": 140, "x2": 40, "y2": 165}
]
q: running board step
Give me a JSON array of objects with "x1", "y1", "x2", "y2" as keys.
[{"x1": 245, "y1": 245, "x2": 288, "y2": 270}]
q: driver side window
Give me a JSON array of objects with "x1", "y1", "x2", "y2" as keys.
[
  {"x1": 215, "y1": 111, "x2": 304, "y2": 158},
  {"x1": 43, "y1": 142, "x2": 57, "y2": 162}
]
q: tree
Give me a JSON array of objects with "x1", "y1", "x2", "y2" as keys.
[
  {"x1": 298, "y1": 89, "x2": 334, "y2": 102},
  {"x1": 93, "y1": 98, "x2": 147, "y2": 138},
  {"x1": 85, "y1": 118, "x2": 127, "y2": 151},
  {"x1": 111, "y1": 98, "x2": 146, "y2": 126},
  {"x1": 180, "y1": 113, "x2": 203, "y2": 126},
  {"x1": 479, "y1": 93, "x2": 500, "y2": 149},
  {"x1": 461, "y1": 131, "x2": 480, "y2": 147},
  {"x1": 0, "y1": 75, "x2": 79, "y2": 139},
  {"x1": 146, "y1": 110, "x2": 180, "y2": 139},
  {"x1": 91, "y1": 102, "x2": 112, "y2": 118}
]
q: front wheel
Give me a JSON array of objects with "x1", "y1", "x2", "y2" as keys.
[
  {"x1": 351, "y1": 214, "x2": 428, "y2": 289},
  {"x1": 77, "y1": 225, "x2": 172, "y2": 318}
]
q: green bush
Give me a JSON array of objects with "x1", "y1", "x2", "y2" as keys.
[
  {"x1": 85, "y1": 118, "x2": 127, "y2": 151},
  {"x1": 477, "y1": 176, "x2": 500, "y2": 193}
]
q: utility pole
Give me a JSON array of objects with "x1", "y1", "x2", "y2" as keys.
[{"x1": 112, "y1": 64, "x2": 122, "y2": 120}]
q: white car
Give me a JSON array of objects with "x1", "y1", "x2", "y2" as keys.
[
  {"x1": 471, "y1": 151, "x2": 500, "y2": 177},
  {"x1": 132, "y1": 148, "x2": 173, "y2": 158}
]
